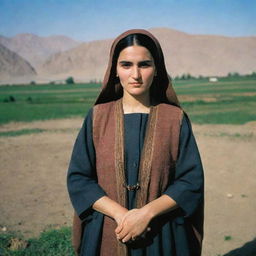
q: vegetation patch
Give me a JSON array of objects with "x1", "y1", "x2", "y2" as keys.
[
  {"x1": 224, "y1": 235, "x2": 233, "y2": 241},
  {"x1": 189, "y1": 111, "x2": 256, "y2": 125},
  {"x1": 0, "y1": 79, "x2": 255, "y2": 125},
  {"x1": 0, "y1": 227, "x2": 75, "y2": 256},
  {"x1": 0, "y1": 129, "x2": 46, "y2": 137},
  {"x1": 202, "y1": 131, "x2": 254, "y2": 140}
]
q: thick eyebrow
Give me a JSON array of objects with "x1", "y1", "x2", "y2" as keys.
[
  {"x1": 118, "y1": 60, "x2": 153, "y2": 65},
  {"x1": 119, "y1": 61, "x2": 132, "y2": 65},
  {"x1": 139, "y1": 60, "x2": 154, "y2": 65}
]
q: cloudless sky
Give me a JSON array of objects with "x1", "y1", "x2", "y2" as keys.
[{"x1": 0, "y1": 0, "x2": 255, "y2": 41}]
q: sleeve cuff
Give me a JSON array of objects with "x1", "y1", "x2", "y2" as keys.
[{"x1": 163, "y1": 184, "x2": 202, "y2": 217}]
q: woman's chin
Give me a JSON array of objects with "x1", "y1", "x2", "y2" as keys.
[{"x1": 125, "y1": 89, "x2": 150, "y2": 98}]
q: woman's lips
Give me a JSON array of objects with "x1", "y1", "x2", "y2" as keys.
[{"x1": 130, "y1": 82, "x2": 142, "y2": 86}]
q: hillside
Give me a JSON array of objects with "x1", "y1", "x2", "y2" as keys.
[
  {"x1": 1, "y1": 28, "x2": 255, "y2": 84},
  {"x1": 39, "y1": 39, "x2": 113, "y2": 81},
  {"x1": 0, "y1": 34, "x2": 80, "y2": 68},
  {"x1": 40, "y1": 27, "x2": 256, "y2": 81},
  {"x1": 0, "y1": 43, "x2": 37, "y2": 79},
  {"x1": 150, "y1": 28, "x2": 256, "y2": 77}
]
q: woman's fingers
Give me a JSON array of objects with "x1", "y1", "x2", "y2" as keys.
[
  {"x1": 115, "y1": 210, "x2": 129, "y2": 234},
  {"x1": 115, "y1": 224, "x2": 122, "y2": 234},
  {"x1": 121, "y1": 233, "x2": 132, "y2": 243},
  {"x1": 117, "y1": 226, "x2": 151, "y2": 242},
  {"x1": 116, "y1": 226, "x2": 129, "y2": 240},
  {"x1": 116, "y1": 208, "x2": 152, "y2": 241}
]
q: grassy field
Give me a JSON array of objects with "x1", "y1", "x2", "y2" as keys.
[
  {"x1": 0, "y1": 227, "x2": 75, "y2": 256},
  {"x1": 174, "y1": 79, "x2": 256, "y2": 124},
  {"x1": 0, "y1": 83, "x2": 98, "y2": 124},
  {"x1": 0, "y1": 79, "x2": 255, "y2": 125}
]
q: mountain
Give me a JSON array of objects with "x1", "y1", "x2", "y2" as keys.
[
  {"x1": 0, "y1": 34, "x2": 80, "y2": 68},
  {"x1": 40, "y1": 28, "x2": 256, "y2": 81},
  {"x1": 40, "y1": 39, "x2": 113, "y2": 81},
  {"x1": 149, "y1": 28, "x2": 256, "y2": 77},
  {"x1": 0, "y1": 43, "x2": 37, "y2": 79}
]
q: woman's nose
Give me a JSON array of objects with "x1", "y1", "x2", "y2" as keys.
[{"x1": 131, "y1": 66, "x2": 141, "y2": 79}]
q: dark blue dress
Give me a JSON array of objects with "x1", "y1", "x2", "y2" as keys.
[{"x1": 67, "y1": 109, "x2": 204, "y2": 256}]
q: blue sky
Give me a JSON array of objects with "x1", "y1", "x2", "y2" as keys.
[{"x1": 0, "y1": 0, "x2": 255, "y2": 41}]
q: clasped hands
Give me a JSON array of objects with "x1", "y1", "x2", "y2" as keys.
[{"x1": 114, "y1": 207, "x2": 153, "y2": 243}]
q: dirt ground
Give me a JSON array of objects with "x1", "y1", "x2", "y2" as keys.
[{"x1": 0, "y1": 118, "x2": 255, "y2": 256}]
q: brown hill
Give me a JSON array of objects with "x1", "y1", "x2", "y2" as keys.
[
  {"x1": 40, "y1": 27, "x2": 256, "y2": 81},
  {"x1": 150, "y1": 28, "x2": 256, "y2": 77},
  {"x1": 39, "y1": 39, "x2": 113, "y2": 82},
  {"x1": 0, "y1": 43, "x2": 37, "y2": 79},
  {"x1": 0, "y1": 34, "x2": 80, "y2": 68}
]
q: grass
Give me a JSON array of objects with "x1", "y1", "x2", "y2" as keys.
[
  {"x1": 174, "y1": 79, "x2": 256, "y2": 124},
  {"x1": 0, "y1": 79, "x2": 255, "y2": 125},
  {"x1": 224, "y1": 235, "x2": 233, "y2": 241},
  {"x1": 0, "y1": 129, "x2": 46, "y2": 137},
  {"x1": 0, "y1": 83, "x2": 98, "y2": 124},
  {"x1": 0, "y1": 227, "x2": 75, "y2": 256}
]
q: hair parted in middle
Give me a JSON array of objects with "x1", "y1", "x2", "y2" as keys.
[{"x1": 95, "y1": 29, "x2": 180, "y2": 107}]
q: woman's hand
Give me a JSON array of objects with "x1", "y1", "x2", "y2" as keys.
[
  {"x1": 115, "y1": 195, "x2": 178, "y2": 243},
  {"x1": 115, "y1": 208, "x2": 153, "y2": 243},
  {"x1": 113, "y1": 208, "x2": 129, "y2": 226},
  {"x1": 92, "y1": 196, "x2": 128, "y2": 225}
]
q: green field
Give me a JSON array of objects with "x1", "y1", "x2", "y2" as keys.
[
  {"x1": 0, "y1": 79, "x2": 255, "y2": 125},
  {"x1": 0, "y1": 227, "x2": 75, "y2": 256}
]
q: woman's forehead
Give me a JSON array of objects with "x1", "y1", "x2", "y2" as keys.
[{"x1": 117, "y1": 45, "x2": 154, "y2": 61}]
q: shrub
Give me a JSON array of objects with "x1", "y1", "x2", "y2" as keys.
[
  {"x1": 3, "y1": 96, "x2": 16, "y2": 103},
  {"x1": 66, "y1": 77, "x2": 75, "y2": 84}
]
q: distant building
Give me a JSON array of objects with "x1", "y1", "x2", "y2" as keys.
[{"x1": 209, "y1": 77, "x2": 218, "y2": 82}]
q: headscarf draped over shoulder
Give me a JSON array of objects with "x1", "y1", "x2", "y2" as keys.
[{"x1": 95, "y1": 29, "x2": 180, "y2": 107}]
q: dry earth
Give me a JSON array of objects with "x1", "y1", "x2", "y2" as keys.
[{"x1": 0, "y1": 118, "x2": 255, "y2": 256}]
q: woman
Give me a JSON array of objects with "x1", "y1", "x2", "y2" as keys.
[{"x1": 67, "y1": 29, "x2": 204, "y2": 256}]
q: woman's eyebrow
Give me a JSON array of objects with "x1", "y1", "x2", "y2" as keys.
[
  {"x1": 119, "y1": 60, "x2": 153, "y2": 64},
  {"x1": 119, "y1": 61, "x2": 132, "y2": 64},
  {"x1": 139, "y1": 60, "x2": 153, "y2": 64}
]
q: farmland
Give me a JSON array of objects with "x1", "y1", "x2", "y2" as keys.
[
  {"x1": 0, "y1": 78, "x2": 256, "y2": 256},
  {"x1": 0, "y1": 78, "x2": 255, "y2": 126}
]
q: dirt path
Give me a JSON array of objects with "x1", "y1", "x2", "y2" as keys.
[{"x1": 0, "y1": 118, "x2": 255, "y2": 255}]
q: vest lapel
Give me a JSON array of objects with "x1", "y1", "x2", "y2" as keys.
[
  {"x1": 136, "y1": 105, "x2": 158, "y2": 208},
  {"x1": 114, "y1": 99, "x2": 126, "y2": 208},
  {"x1": 114, "y1": 99, "x2": 159, "y2": 255},
  {"x1": 114, "y1": 99, "x2": 128, "y2": 256},
  {"x1": 114, "y1": 99, "x2": 159, "y2": 209}
]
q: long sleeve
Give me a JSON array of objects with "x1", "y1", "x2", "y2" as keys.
[
  {"x1": 163, "y1": 114, "x2": 204, "y2": 217},
  {"x1": 67, "y1": 108, "x2": 106, "y2": 220}
]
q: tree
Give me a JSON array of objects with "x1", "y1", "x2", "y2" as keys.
[{"x1": 66, "y1": 77, "x2": 75, "y2": 84}]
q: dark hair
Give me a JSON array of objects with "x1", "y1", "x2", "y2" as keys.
[
  {"x1": 112, "y1": 33, "x2": 160, "y2": 74},
  {"x1": 96, "y1": 32, "x2": 172, "y2": 105}
]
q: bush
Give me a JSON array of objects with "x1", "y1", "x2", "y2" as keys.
[
  {"x1": 65, "y1": 77, "x2": 75, "y2": 84},
  {"x1": 26, "y1": 97, "x2": 33, "y2": 103},
  {"x1": 0, "y1": 227, "x2": 75, "y2": 255},
  {"x1": 3, "y1": 95, "x2": 16, "y2": 103}
]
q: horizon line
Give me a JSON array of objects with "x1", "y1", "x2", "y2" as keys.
[{"x1": 1, "y1": 27, "x2": 256, "y2": 42}]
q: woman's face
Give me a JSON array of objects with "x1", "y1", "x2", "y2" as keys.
[{"x1": 116, "y1": 45, "x2": 156, "y2": 98}]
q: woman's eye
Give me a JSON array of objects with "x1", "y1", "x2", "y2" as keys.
[
  {"x1": 139, "y1": 62, "x2": 152, "y2": 68},
  {"x1": 140, "y1": 64, "x2": 150, "y2": 68},
  {"x1": 120, "y1": 62, "x2": 132, "y2": 68}
]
